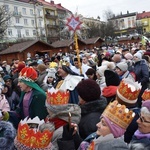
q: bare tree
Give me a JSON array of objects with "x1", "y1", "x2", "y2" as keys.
[{"x1": 0, "y1": 5, "x2": 12, "y2": 39}]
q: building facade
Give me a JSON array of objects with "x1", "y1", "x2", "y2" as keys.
[{"x1": 0, "y1": 0, "x2": 46, "y2": 43}]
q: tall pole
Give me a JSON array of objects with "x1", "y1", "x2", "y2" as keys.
[
  {"x1": 33, "y1": 3, "x2": 39, "y2": 40},
  {"x1": 74, "y1": 32, "x2": 82, "y2": 74}
]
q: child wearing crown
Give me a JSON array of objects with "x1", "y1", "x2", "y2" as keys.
[
  {"x1": 45, "y1": 87, "x2": 81, "y2": 149},
  {"x1": 57, "y1": 100, "x2": 135, "y2": 150}
]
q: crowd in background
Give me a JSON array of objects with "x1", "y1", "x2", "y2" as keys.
[{"x1": 0, "y1": 41, "x2": 150, "y2": 149}]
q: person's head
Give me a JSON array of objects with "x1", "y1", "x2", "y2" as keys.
[
  {"x1": 96, "y1": 65, "x2": 107, "y2": 80},
  {"x1": 18, "y1": 67, "x2": 44, "y2": 94},
  {"x1": 115, "y1": 62, "x2": 128, "y2": 76},
  {"x1": 124, "y1": 53, "x2": 133, "y2": 60},
  {"x1": 14, "y1": 117, "x2": 54, "y2": 149},
  {"x1": 133, "y1": 52, "x2": 142, "y2": 62},
  {"x1": 112, "y1": 54, "x2": 122, "y2": 63},
  {"x1": 116, "y1": 78, "x2": 141, "y2": 107},
  {"x1": 73, "y1": 57, "x2": 82, "y2": 68},
  {"x1": 0, "y1": 121, "x2": 16, "y2": 150},
  {"x1": 76, "y1": 79, "x2": 101, "y2": 105},
  {"x1": 57, "y1": 61, "x2": 77, "y2": 78},
  {"x1": 137, "y1": 100, "x2": 150, "y2": 134},
  {"x1": 85, "y1": 68, "x2": 97, "y2": 80},
  {"x1": 82, "y1": 56, "x2": 88, "y2": 64},
  {"x1": 37, "y1": 64, "x2": 47, "y2": 74},
  {"x1": 104, "y1": 70, "x2": 120, "y2": 86},
  {"x1": 96, "y1": 100, "x2": 135, "y2": 137},
  {"x1": 3, "y1": 75, "x2": 12, "y2": 87}
]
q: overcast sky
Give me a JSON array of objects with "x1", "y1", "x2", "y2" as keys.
[{"x1": 46, "y1": 0, "x2": 150, "y2": 20}]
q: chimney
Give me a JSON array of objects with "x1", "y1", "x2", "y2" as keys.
[
  {"x1": 58, "y1": 3, "x2": 61, "y2": 6},
  {"x1": 50, "y1": 0, "x2": 54, "y2": 4},
  {"x1": 143, "y1": 11, "x2": 145, "y2": 13},
  {"x1": 127, "y1": 10, "x2": 129, "y2": 14}
]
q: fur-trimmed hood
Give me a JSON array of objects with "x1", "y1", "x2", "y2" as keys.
[{"x1": 0, "y1": 121, "x2": 16, "y2": 150}]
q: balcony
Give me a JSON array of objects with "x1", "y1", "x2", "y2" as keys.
[
  {"x1": 45, "y1": 14, "x2": 58, "y2": 19},
  {"x1": 13, "y1": 11, "x2": 22, "y2": 17},
  {"x1": 47, "y1": 24, "x2": 59, "y2": 28},
  {"x1": 14, "y1": 23, "x2": 24, "y2": 28}
]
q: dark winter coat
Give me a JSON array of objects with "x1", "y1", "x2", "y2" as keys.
[
  {"x1": 79, "y1": 97, "x2": 107, "y2": 139},
  {"x1": 8, "y1": 88, "x2": 48, "y2": 129},
  {"x1": 129, "y1": 135, "x2": 150, "y2": 150}
]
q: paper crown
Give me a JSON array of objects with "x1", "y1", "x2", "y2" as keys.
[
  {"x1": 19, "y1": 67, "x2": 38, "y2": 82},
  {"x1": 49, "y1": 62, "x2": 58, "y2": 68},
  {"x1": 142, "y1": 89, "x2": 150, "y2": 101},
  {"x1": 102, "y1": 100, "x2": 135, "y2": 129},
  {"x1": 46, "y1": 87, "x2": 70, "y2": 105},
  {"x1": 14, "y1": 117, "x2": 54, "y2": 149},
  {"x1": 117, "y1": 78, "x2": 141, "y2": 104},
  {"x1": 58, "y1": 60, "x2": 70, "y2": 67}
]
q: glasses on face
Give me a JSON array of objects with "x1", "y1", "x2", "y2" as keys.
[{"x1": 138, "y1": 113, "x2": 150, "y2": 123}]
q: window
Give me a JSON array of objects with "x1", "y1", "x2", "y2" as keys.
[
  {"x1": 17, "y1": 29, "x2": 21, "y2": 38},
  {"x1": 39, "y1": 20, "x2": 42, "y2": 27},
  {"x1": 30, "y1": 9, "x2": 34, "y2": 15},
  {"x1": 33, "y1": 30, "x2": 36, "y2": 36},
  {"x1": 8, "y1": 29, "x2": 12, "y2": 36},
  {"x1": 4, "y1": 5, "x2": 9, "y2": 12},
  {"x1": 31, "y1": 20, "x2": 34, "y2": 26},
  {"x1": 25, "y1": 30, "x2": 29, "y2": 36},
  {"x1": 14, "y1": 6, "x2": 18, "y2": 14},
  {"x1": 22, "y1": 8, "x2": 26, "y2": 15},
  {"x1": 128, "y1": 18, "x2": 131, "y2": 27},
  {"x1": 24, "y1": 19, "x2": 28, "y2": 25},
  {"x1": 37, "y1": 9, "x2": 41, "y2": 17},
  {"x1": 16, "y1": 18, "x2": 20, "y2": 23}
]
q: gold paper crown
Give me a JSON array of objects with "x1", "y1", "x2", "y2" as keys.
[
  {"x1": 142, "y1": 89, "x2": 150, "y2": 101},
  {"x1": 15, "y1": 117, "x2": 54, "y2": 149},
  {"x1": 117, "y1": 78, "x2": 141, "y2": 104},
  {"x1": 49, "y1": 62, "x2": 58, "y2": 68},
  {"x1": 46, "y1": 87, "x2": 70, "y2": 105},
  {"x1": 103, "y1": 100, "x2": 135, "y2": 129},
  {"x1": 59, "y1": 60, "x2": 70, "y2": 67}
]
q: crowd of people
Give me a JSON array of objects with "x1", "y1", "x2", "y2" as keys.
[{"x1": 0, "y1": 42, "x2": 150, "y2": 149}]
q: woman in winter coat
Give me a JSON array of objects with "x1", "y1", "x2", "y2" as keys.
[
  {"x1": 129, "y1": 100, "x2": 150, "y2": 150},
  {"x1": 58, "y1": 100, "x2": 134, "y2": 150}
]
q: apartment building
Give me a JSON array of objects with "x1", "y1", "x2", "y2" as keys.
[
  {"x1": 109, "y1": 11, "x2": 137, "y2": 36},
  {"x1": 0, "y1": 0, "x2": 46, "y2": 42}
]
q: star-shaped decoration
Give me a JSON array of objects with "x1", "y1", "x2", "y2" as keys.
[{"x1": 66, "y1": 15, "x2": 82, "y2": 32}]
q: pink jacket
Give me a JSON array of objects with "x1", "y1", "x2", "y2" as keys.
[{"x1": 0, "y1": 94, "x2": 10, "y2": 112}]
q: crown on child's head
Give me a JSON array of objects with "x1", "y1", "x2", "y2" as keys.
[
  {"x1": 102, "y1": 100, "x2": 135, "y2": 129},
  {"x1": 117, "y1": 78, "x2": 141, "y2": 104},
  {"x1": 14, "y1": 117, "x2": 54, "y2": 149},
  {"x1": 46, "y1": 87, "x2": 70, "y2": 105},
  {"x1": 142, "y1": 89, "x2": 150, "y2": 101},
  {"x1": 49, "y1": 62, "x2": 58, "y2": 68}
]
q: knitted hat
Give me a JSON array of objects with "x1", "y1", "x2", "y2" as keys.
[
  {"x1": 104, "y1": 70, "x2": 120, "y2": 86},
  {"x1": 116, "y1": 62, "x2": 128, "y2": 72},
  {"x1": 0, "y1": 121, "x2": 16, "y2": 150},
  {"x1": 37, "y1": 64, "x2": 47, "y2": 72},
  {"x1": 134, "y1": 52, "x2": 142, "y2": 59},
  {"x1": 19, "y1": 67, "x2": 45, "y2": 94},
  {"x1": 76, "y1": 79, "x2": 101, "y2": 102},
  {"x1": 116, "y1": 78, "x2": 141, "y2": 106},
  {"x1": 124, "y1": 53, "x2": 133, "y2": 60},
  {"x1": 96, "y1": 66, "x2": 107, "y2": 77},
  {"x1": 3, "y1": 75, "x2": 12, "y2": 81}
]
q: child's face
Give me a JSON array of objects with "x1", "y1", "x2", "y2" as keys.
[{"x1": 47, "y1": 77, "x2": 54, "y2": 83}]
